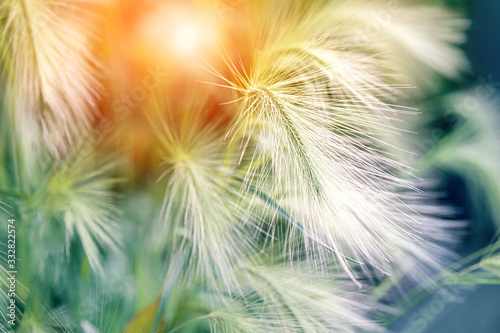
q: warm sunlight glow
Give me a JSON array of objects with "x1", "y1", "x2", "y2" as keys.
[
  {"x1": 174, "y1": 24, "x2": 199, "y2": 54},
  {"x1": 131, "y1": 3, "x2": 219, "y2": 65}
]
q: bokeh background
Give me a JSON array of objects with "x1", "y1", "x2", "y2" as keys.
[
  {"x1": 392, "y1": 0, "x2": 500, "y2": 332},
  {"x1": 1, "y1": 0, "x2": 499, "y2": 332}
]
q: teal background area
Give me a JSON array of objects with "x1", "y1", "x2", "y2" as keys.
[{"x1": 391, "y1": 1, "x2": 500, "y2": 332}]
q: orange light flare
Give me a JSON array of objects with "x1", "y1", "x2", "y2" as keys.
[
  {"x1": 99, "y1": 0, "x2": 250, "y2": 180},
  {"x1": 130, "y1": 1, "x2": 225, "y2": 74}
]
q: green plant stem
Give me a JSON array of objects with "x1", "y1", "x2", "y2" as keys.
[
  {"x1": 150, "y1": 290, "x2": 168, "y2": 333},
  {"x1": 384, "y1": 245, "x2": 498, "y2": 328},
  {"x1": 149, "y1": 255, "x2": 188, "y2": 333}
]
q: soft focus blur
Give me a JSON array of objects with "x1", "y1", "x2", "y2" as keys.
[
  {"x1": 71, "y1": 0, "x2": 500, "y2": 331},
  {"x1": 1, "y1": 0, "x2": 499, "y2": 332},
  {"x1": 392, "y1": 0, "x2": 500, "y2": 332}
]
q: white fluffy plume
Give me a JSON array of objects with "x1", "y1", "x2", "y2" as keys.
[
  {"x1": 203, "y1": 0, "x2": 464, "y2": 282},
  {"x1": 0, "y1": 0, "x2": 101, "y2": 153},
  {"x1": 148, "y1": 92, "x2": 259, "y2": 291},
  {"x1": 209, "y1": 262, "x2": 381, "y2": 333}
]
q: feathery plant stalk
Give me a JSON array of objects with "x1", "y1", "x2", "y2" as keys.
[
  {"x1": 205, "y1": 0, "x2": 461, "y2": 284},
  {"x1": 1, "y1": 0, "x2": 499, "y2": 332},
  {"x1": 0, "y1": 0, "x2": 102, "y2": 155}
]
